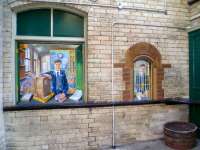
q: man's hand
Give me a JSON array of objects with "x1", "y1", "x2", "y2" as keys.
[
  {"x1": 59, "y1": 93, "x2": 66, "y2": 103},
  {"x1": 42, "y1": 74, "x2": 52, "y2": 79},
  {"x1": 60, "y1": 93, "x2": 65, "y2": 99}
]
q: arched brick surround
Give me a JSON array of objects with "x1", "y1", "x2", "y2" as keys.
[{"x1": 114, "y1": 42, "x2": 171, "y2": 101}]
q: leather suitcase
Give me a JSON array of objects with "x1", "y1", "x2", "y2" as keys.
[
  {"x1": 23, "y1": 76, "x2": 36, "y2": 94},
  {"x1": 35, "y1": 76, "x2": 51, "y2": 98}
]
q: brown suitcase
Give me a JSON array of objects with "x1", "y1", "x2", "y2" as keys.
[
  {"x1": 23, "y1": 76, "x2": 36, "y2": 94},
  {"x1": 35, "y1": 76, "x2": 51, "y2": 98}
]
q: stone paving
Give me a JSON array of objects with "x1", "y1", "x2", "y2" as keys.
[{"x1": 107, "y1": 139, "x2": 200, "y2": 150}]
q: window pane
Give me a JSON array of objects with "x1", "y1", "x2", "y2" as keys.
[
  {"x1": 17, "y1": 9, "x2": 51, "y2": 36},
  {"x1": 24, "y1": 59, "x2": 30, "y2": 72},
  {"x1": 18, "y1": 43, "x2": 84, "y2": 104},
  {"x1": 53, "y1": 10, "x2": 84, "y2": 37},
  {"x1": 133, "y1": 60, "x2": 151, "y2": 100}
]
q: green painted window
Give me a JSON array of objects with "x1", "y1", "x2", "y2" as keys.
[
  {"x1": 17, "y1": 9, "x2": 51, "y2": 36},
  {"x1": 53, "y1": 9, "x2": 84, "y2": 37},
  {"x1": 17, "y1": 9, "x2": 84, "y2": 37}
]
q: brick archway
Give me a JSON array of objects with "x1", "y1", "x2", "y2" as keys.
[
  {"x1": 114, "y1": 42, "x2": 171, "y2": 101},
  {"x1": 125, "y1": 42, "x2": 161, "y2": 68}
]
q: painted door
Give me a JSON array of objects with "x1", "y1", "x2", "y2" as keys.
[{"x1": 189, "y1": 29, "x2": 200, "y2": 136}]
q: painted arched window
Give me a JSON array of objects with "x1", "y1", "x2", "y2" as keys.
[
  {"x1": 122, "y1": 42, "x2": 165, "y2": 101},
  {"x1": 133, "y1": 59, "x2": 152, "y2": 100}
]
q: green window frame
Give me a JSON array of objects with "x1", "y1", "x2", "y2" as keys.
[
  {"x1": 17, "y1": 9, "x2": 84, "y2": 37},
  {"x1": 53, "y1": 9, "x2": 84, "y2": 37}
]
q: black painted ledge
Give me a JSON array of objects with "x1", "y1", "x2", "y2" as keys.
[{"x1": 3, "y1": 98, "x2": 191, "y2": 111}]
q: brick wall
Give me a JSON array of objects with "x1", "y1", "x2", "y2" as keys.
[
  {"x1": 115, "y1": 42, "x2": 167, "y2": 100},
  {"x1": 0, "y1": 1, "x2": 5, "y2": 150},
  {"x1": 1, "y1": 0, "x2": 191, "y2": 149},
  {"x1": 2, "y1": 0, "x2": 190, "y2": 106},
  {"x1": 4, "y1": 105, "x2": 188, "y2": 150},
  {"x1": 2, "y1": 0, "x2": 14, "y2": 107}
]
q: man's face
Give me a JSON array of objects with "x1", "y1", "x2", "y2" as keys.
[
  {"x1": 54, "y1": 62, "x2": 61, "y2": 71},
  {"x1": 139, "y1": 65, "x2": 145, "y2": 73}
]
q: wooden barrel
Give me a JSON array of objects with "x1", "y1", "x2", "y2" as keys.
[{"x1": 164, "y1": 121, "x2": 198, "y2": 150}]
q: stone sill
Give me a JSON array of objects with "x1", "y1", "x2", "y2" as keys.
[{"x1": 3, "y1": 98, "x2": 190, "y2": 111}]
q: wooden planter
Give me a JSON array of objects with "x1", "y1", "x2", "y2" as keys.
[{"x1": 164, "y1": 121, "x2": 198, "y2": 150}]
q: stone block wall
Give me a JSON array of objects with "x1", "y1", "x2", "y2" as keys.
[{"x1": 4, "y1": 105, "x2": 188, "y2": 150}]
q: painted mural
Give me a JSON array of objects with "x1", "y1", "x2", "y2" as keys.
[
  {"x1": 19, "y1": 44, "x2": 83, "y2": 103},
  {"x1": 133, "y1": 60, "x2": 151, "y2": 100}
]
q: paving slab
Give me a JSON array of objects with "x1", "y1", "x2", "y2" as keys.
[{"x1": 106, "y1": 139, "x2": 200, "y2": 150}]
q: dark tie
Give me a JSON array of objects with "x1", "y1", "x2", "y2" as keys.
[{"x1": 57, "y1": 72, "x2": 59, "y2": 77}]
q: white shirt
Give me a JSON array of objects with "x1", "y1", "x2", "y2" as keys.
[{"x1": 55, "y1": 70, "x2": 61, "y2": 76}]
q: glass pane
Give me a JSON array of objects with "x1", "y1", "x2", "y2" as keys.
[
  {"x1": 133, "y1": 60, "x2": 151, "y2": 100},
  {"x1": 17, "y1": 9, "x2": 51, "y2": 36},
  {"x1": 53, "y1": 9, "x2": 84, "y2": 37},
  {"x1": 18, "y1": 43, "x2": 84, "y2": 104}
]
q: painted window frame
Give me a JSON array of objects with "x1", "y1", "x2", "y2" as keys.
[{"x1": 120, "y1": 42, "x2": 165, "y2": 101}]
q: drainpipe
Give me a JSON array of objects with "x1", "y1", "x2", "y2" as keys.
[{"x1": 111, "y1": 21, "x2": 117, "y2": 149}]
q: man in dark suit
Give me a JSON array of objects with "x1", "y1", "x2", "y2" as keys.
[
  {"x1": 134, "y1": 63, "x2": 150, "y2": 100},
  {"x1": 47, "y1": 59, "x2": 69, "y2": 101}
]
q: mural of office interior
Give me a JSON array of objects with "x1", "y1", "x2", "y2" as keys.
[
  {"x1": 18, "y1": 43, "x2": 84, "y2": 103},
  {"x1": 114, "y1": 42, "x2": 171, "y2": 101}
]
